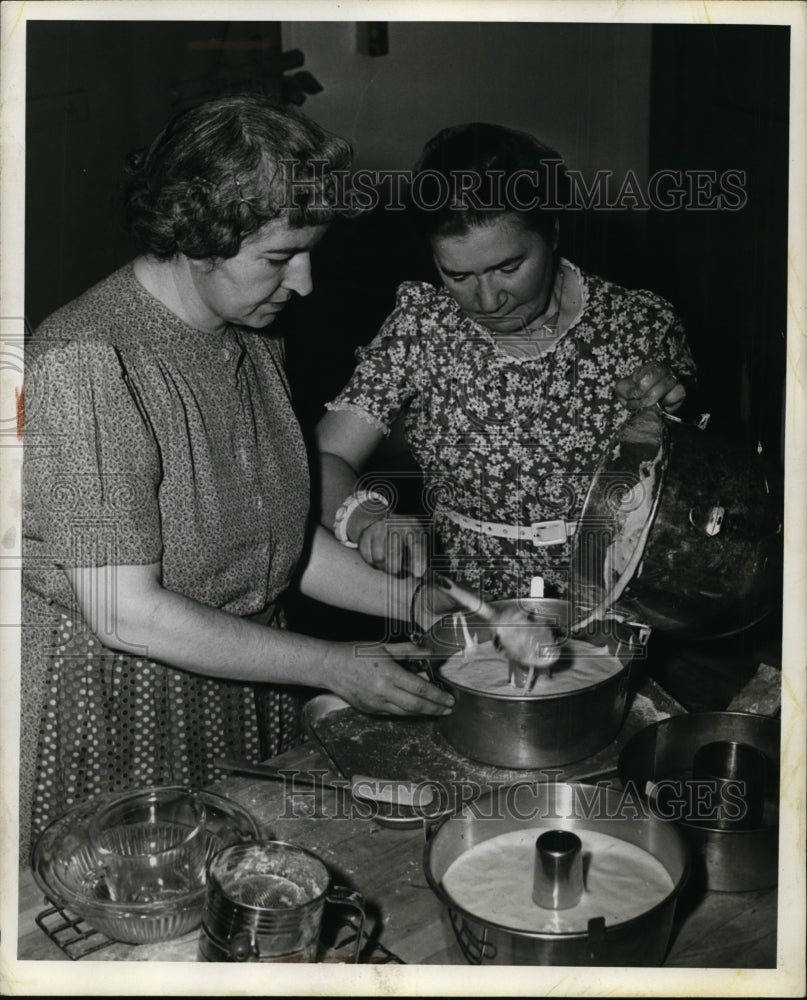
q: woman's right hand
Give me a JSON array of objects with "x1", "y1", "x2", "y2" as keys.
[
  {"x1": 325, "y1": 641, "x2": 454, "y2": 716},
  {"x1": 355, "y1": 514, "x2": 431, "y2": 578},
  {"x1": 615, "y1": 361, "x2": 686, "y2": 414}
]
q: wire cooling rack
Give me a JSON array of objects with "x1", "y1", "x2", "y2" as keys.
[
  {"x1": 35, "y1": 897, "x2": 406, "y2": 964},
  {"x1": 35, "y1": 902, "x2": 115, "y2": 960}
]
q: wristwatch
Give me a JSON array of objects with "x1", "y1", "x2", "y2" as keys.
[{"x1": 333, "y1": 489, "x2": 390, "y2": 548}]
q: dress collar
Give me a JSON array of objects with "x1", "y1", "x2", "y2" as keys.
[
  {"x1": 447, "y1": 258, "x2": 587, "y2": 362},
  {"x1": 123, "y1": 261, "x2": 245, "y2": 365}
]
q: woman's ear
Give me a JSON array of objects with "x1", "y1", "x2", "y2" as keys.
[{"x1": 187, "y1": 255, "x2": 217, "y2": 275}]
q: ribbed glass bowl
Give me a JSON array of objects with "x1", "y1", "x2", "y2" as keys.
[{"x1": 32, "y1": 786, "x2": 261, "y2": 944}]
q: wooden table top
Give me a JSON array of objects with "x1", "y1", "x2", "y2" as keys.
[{"x1": 16, "y1": 678, "x2": 778, "y2": 970}]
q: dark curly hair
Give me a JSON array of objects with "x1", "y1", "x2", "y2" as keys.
[
  {"x1": 407, "y1": 122, "x2": 569, "y2": 244},
  {"x1": 123, "y1": 93, "x2": 353, "y2": 261}
]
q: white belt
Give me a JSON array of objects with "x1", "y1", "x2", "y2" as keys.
[{"x1": 442, "y1": 509, "x2": 577, "y2": 547}]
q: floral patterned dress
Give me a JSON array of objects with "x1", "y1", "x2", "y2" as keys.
[
  {"x1": 326, "y1": 259, "x2": 696, "y2": 601},
  {"x1": 21, "y1": 263, "x2": 310, "y2": 864}
]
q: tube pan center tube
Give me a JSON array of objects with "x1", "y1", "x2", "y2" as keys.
[{"x1": 533, "y1": 829, "x2": 584, "y2": 910}]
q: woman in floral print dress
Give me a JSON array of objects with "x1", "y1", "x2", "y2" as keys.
[
  {"x1": 20, "y1": 96, "x2": 452, "y2": 865},
  {"x1": 316, "y1": 123, "x2": 696, "y2": 603}
]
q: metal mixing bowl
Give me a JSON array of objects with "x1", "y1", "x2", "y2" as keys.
[{"x1": 32, "y1": 786, "x2": 261, "y2": 944}]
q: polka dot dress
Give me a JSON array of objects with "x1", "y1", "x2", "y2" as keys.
[
  {"x1": 21, "y1": 262, "x2": 310, "y2": 865},
  {"x1": 30, "y1": 613, "x2": 302, "y2": 844}
]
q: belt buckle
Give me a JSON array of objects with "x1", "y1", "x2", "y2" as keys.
[{"x1": 530, "y1": 520, "x2": 568, "y2": 546}]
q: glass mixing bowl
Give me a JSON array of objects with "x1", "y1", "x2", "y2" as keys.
[{"x1": 32, "y1": 786, "x2": 261, "y2": 945}]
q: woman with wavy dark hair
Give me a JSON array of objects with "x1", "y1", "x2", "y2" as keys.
[{"x1": 20, "y1": 94, "x2": 451, "y2": 863}]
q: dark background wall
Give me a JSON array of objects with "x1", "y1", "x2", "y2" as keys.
[{"x1": 648, "y1": 25, "x2": 789, "y2": 461}]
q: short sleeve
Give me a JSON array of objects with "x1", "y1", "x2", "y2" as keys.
[
  {"x1": 23, "y1": 340, "x2": 163, "y2": 568},
  {"x1": 326, "y1": 281, "x2": 432, "y2": 430}
]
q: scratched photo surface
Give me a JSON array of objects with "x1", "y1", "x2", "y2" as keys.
[{"x1": 1, "y1": 2, "x2": 804, "y2": 997}]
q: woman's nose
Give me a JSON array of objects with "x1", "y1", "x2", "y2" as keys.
[
  {"x1": 475, "y1": 276, "x2": 506, "y2": 314},
  {"x1": 283, "y1": 253, "x2": 314, "y2": 297}
]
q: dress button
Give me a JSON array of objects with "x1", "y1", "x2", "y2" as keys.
[{"x1": 222, "y1": 348, "x2": 232, "y2": 362}]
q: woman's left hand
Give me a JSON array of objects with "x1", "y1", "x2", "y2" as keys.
[
  {"x1": 615, "y1": 361, "x2": 687, "y2": 414},
  {"x1": 326, "y1": 641, "x2": 455, "y2": 716}
]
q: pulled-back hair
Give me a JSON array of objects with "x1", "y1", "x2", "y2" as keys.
[
  {"x1": 123, "y1": 93, "x2": 353, "y2": 260},
  {"x1": 407, "y1": 122, "x2": 569, "y2": 244}
]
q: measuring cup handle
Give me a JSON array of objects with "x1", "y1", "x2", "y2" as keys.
[{"x1": 325, "y1": 885, "x2": 366, "y2": 963}]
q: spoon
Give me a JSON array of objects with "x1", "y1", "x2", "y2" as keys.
[{"x1": 431, "y1": 573, "x2": 561, "y2": 687}]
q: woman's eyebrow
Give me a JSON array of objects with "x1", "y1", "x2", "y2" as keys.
[
  {"x1": 440, "y1": 253, "x2": 525, "y2": 276},
  {"x1": 260, "y1": 240, "x2": 313, "y2": 252},
  {"x1": 260, "y1": 233, "x2": 327, "y2": 255}
]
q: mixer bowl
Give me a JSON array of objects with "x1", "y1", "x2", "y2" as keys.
[
  {"x1": 569, "y1": 407, "x2": 783, "y2": 639},
  {"x1": 32, "y1": 786, "x2": 261, "y2": 944}
]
